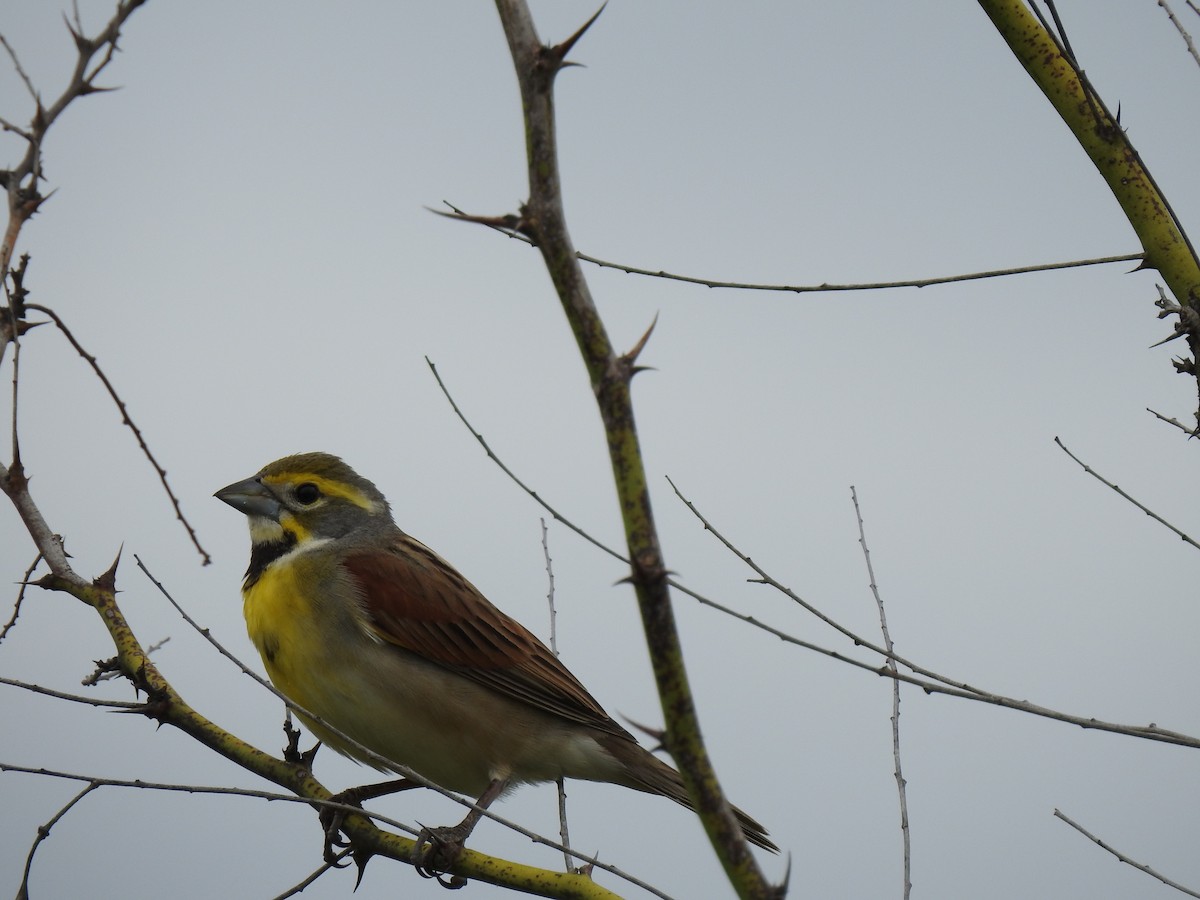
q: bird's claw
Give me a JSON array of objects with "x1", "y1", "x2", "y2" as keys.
[
  {"x1": 412, "y1": 824, "x2": 470, "y2": 888},
  {"x1": 319, "y1": 791, "x2": 360, "y2": 865}
]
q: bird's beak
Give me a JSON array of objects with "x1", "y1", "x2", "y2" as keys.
[{"x1": 214, "y1": 476, "x2": 282, "y2": 520}]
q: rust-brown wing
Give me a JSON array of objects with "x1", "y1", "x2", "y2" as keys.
[{"x1": 342, "y1": 536, "x2": 628, "y2": 737}]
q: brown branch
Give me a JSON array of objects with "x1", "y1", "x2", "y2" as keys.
[
  {"x1": 25, "y1": 303, "x2": 210, "y2": 564},
  {"x1": 489, "y1": 6, "x2": 777, "y2": 895}
]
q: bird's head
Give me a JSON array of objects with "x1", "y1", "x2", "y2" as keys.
[{"x1": 214, "y1": 453, "x2": 391, "y2": 551}]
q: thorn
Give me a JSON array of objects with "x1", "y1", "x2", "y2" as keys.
[
  {"x1": 622, "y1": 312, "x2": 659, "y2": 366},
  {"x1": 95, "y1": 544, "x2": 123, "y2": 592},
  {"x1": 1149, "y1": 328, "x2": 1188, "y2": 349},
  {"x1": 352, "y1": 848, "x2": 375, "y2": 889},
  {"x1": 621, "y1": 713, "x2": 667, "y2": 750},
  {"x1": 426, "y1": 206, "x2": 524, "y2": 232},
  {"x1": 548, "y1": 3, "x2": 607, "y2": 67},
  {"x1": 61, "y1": 12, "x2": 88, "y2": 51}
]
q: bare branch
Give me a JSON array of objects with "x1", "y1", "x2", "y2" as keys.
[
  {"x1": 1158, "y1": 0, "x2": 1200, "y2": 68},
  {"x1": 269, "y1": 857, "x2": 348, "y2": 900},
  {"x1": 0, "y1": 552, "x2": 41, "y2": 644},
  {"x1": 540, "y1": 519, "x2": 578, "y2": 874},
  {"x1": 1146, "y1": 406, "x2": 1195, "y2": 434},
  {"x1": 26, "y1": 304, "x2": 210, "y2": 564},
  {"x1": 0, "y1": 674, "x2": 144, "y2": 710},
  {"x1": 2, "y1": 763, "x2": 664, "y2": 899},
  {"x1": 1055, "y1": 436, "x2": 1200, "y2": 550},
  {"x1": 0, "y1": 35, "x2": 38, "y2": 105},
  {"x1": 665, "y1": 476, "x2": 1200, "y2": 748},
  {"x1": 487, "y1": 5, "x2": 778, "y2": 887},
  {"x1": 17, "y1": 781, "x2": 99, "y2": 899},
  {"x1": 1054, "y1": 808, "x2": 1200, "y2": 898},
  {"x1": 1, "y1": 0, "x2": 148, "y2": 277},
  {"x1": 439, "y1": 202, "x2": 1143, "y2": 295},
  {"x1": 428, "y1": 359, "x2": 1200, "y2": 754},
  {"x1": 852, "y1": 487, "x2": 910, "y2": 900}
]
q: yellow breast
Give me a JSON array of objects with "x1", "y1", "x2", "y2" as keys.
[{"x1": 243, "y1": 556, "x2": 333, "y2": 715}]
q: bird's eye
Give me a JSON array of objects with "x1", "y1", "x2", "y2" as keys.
[{"x1": 294, "y1": 482, "x2": 321, "y2": 505}]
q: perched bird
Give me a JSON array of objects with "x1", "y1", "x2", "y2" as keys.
[{"x1": 215, "y1": 452, "x2": 776, "y2": 857}]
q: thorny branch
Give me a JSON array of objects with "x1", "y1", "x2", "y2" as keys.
[{"x1": 488, "y1": 5, "x2": 779, "y2": 896}]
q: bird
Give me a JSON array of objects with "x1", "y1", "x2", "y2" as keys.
[{"x1": 215, "y1": 451, "x2": 777, "y2": 862}]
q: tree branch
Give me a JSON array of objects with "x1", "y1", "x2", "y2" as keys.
[
  {"x1": 977, "y1": 0, "x2": 1200, "y2": 412},
  {"x1": 489, "y1": 5, "x2": 779, "y2": 896}
]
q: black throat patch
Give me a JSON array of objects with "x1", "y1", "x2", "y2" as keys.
[{"x1": 243, "y1": 532, "x2": 298, "y2": 589}]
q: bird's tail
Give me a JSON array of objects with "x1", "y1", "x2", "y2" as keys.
[{"x1": 599, "y1": 735, "x2": 779, "y2": 853}]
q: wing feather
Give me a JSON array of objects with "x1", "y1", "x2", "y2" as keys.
[{"x1": 342, "y1": 537, "x2": 627, "y2": 737}]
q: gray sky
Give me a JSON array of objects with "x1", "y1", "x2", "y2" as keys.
[{"x1": 3, "y1": 2, "x2": 1199, "y2": 897}]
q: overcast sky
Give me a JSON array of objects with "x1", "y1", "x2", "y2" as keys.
[{"x1": 3, "y1": 2, "x2": 1200, "y2": 898}]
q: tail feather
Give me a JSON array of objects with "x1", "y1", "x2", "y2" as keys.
[{"x1": 600, "y1": 734, "x2": 779, "y2": 853}]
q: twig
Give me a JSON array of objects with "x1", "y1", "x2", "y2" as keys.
[
  {"x1": 1, "y1": 0, "x2": 148, "y2": 278},
  {"x1": 270, "y1": 856, "x2": 348, "y2": 900},
  {"x1": 1054, "y1": 808, "x2": 1200, "y2": 897},
  {"x1": 1146, "y1": 406, "x2": 1196, "y2": 434},
  {"x1": 0, "y1": 552, "x2": 41, "y2": 643},
  {"x1": 1, "y1": 763, "x2": 672, "y2": 899},
  {"x1": 26, "y1": 304, "x2": 210, "y2": 564},
  {"x1": 1055, "y1": 437, "x2": 1199, "y2": 550},
  {"x1": 441, "y1": 203, "x2": 1142, "y2": 295},
  {"x1": 16, "y1": 781, "x2": 99, "y2": 900},
  {"x1": 429, "y1": 355, "x2": 1200, "y2": 752},
  {"x1": 851, "y1": 487, "x2": 910, "y2": 900},
  {"x1": 427, "y1": 357, "x2": 622, "y2": 565},
  {"x1": 0, "y1": 34, "x2": 38, "y2": 103},
  {"x1": 0, "y1": 674, "x2": 145, "y2": 709},
  {"x1": 541, "y1": 518, "x2": 576, "y2": 873},
  {"x1": 665, "y1": 475, "x2": 989, "y2": 695},
  {"x1": 1158, "y1": 0, "x2": 1200, "y2": 68},
  {"x1": 665, "y1": 476, "x2": 1200, "y2": 748}
]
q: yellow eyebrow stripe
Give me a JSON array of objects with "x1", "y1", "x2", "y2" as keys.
[{"x1": 263, "y1": 472, "x2": 380, "y2": 511}]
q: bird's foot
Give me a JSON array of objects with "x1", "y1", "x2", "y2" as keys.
[
  {"x1": 411, "y1": 823, "x2": 471, "y2": 888},
  {"x1": 319, "y1": 778, "x2": 420, "y2": 865},
  {"x1": 319, "y1": 795, "x2": 357, "y2": 866}
]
